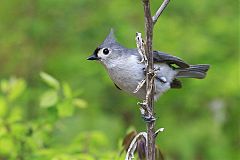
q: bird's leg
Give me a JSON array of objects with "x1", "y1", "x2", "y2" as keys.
[
  {"x1": 143, "y1": 70, "x2": 157, "y2": 122},
  {"x1": 140, "y1": 68, "x2": 158, "y2": 122},
  {"x1": 133, "y1": 66, "x2": 160, "y2": 94},
  {"x1": 152, "y1": 66, "x2": 167, "y2": 83},
  {"x1": 138, "y1": 101, "x2": 156, "y2": 123},
  {"x1": 143, "y1": 66, "x2": 160, "y2": 74}
]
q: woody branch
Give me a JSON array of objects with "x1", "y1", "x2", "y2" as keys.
[
  {"x1": 142, "y1": 0, "x2": 170, "y2": 159},
  {"x1": 126, "y1": 1, "x2": 170, "y2": 160}
]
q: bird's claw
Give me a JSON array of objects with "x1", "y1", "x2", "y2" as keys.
[
  {"x1": 141, "y1": 114, "x2": 156, "y2": 123},
  {"x1": 138, "y1": 101, "x2": 156, "y2": 123}
]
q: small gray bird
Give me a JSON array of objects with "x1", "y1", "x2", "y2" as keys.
[{"x1": 87, "y1": 29, "x2": 210, "y2": 100}]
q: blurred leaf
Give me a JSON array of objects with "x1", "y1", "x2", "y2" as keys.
[
  {"x1": 8, "y1": 78, "x2": 26, "y2": 101},
  {"x1": 90, "y1": 131, "x2": 110, "y2": 147},
  {"x1": 0, "y1": 97, "x2": 7, "y2": 117},
  {"x1": 40, "y1": 72, "x2": 60, "y2": 90},
  {"x1": 7, "y1": 106, "x2": 22, "y2": 123},
  {"x1": 73, "y1": 131, "x2": 110, "y2": 155},
  {"x1": 0, "y1": 137, "x2": 15, "y2": 155},
  {"x1": 121, "y1": 130, "x2": 137, "y2": 155},
  {"x1": 40, "y1": 90, "x2": 58, "y2": 108},
  {"x1": 57, "y1": 100, "x2": 74, "y2": 117},
  {"x1": 72, "y1": 98, "x2": 87, "y2": 109},
  {"x1": 0, "y1": 79, "x2": 8, "y2": 93},
  {"x1": 10, "y1": 123, "x2": 26, "y2": 137},
  {"x1": 63, "y1": 82, "x2": 72, "y2": 98},
  {"x1": 0, "y1": 120, "x2": 7, "y2": 137},
  {"x1": 0, "y1": 78, "x2": 26, "y2": 102}
]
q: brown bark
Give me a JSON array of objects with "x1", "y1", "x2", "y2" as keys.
[
  {"x1": 142, "y1": 0, "x2": 155, "y2": 159},
  {"x1": 141, "y1": 0, "x2": 170, "y2": 159}
]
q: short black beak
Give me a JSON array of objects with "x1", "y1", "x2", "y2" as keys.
[{"x1": 87, "y1": 54, "x2": 99, "y2": 60}]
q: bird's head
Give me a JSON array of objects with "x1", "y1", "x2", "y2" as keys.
[{"x1": 87, "y1": 29, "x2": 126, "y2": 66}]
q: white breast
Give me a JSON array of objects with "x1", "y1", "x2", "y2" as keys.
[
  {"x1": 105, "y1": 55, "x2": 178, "y2": 100},
  {"x1": 106, "y1": 55, "x2": 144, "y2": 93}
]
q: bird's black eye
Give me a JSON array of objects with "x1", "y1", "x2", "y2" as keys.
[{"x1": 103, "y1": 48, "x2": 109, "y2": 55}]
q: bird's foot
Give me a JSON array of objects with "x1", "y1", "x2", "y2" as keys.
[
  {"x1": 143, "y1": 66, "x2": 166, "y2": 83},
  {"x1": 138, "y1": 101, "x2": 156, "y2": 123},
  {"x1": 142, "y1": 66, "x2": 161, "y2": 75},
  {"x1": 142, "y1": 114, "x2": 156, "y2": 123}
]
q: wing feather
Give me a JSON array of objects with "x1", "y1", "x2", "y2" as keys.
[{"x1": 153, "y1": 51, "x2": 189, "y2": 68}]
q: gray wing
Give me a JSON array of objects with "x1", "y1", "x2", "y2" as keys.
[{"x1": 153, "y1": 51, "x2": 189, "y2": 68}]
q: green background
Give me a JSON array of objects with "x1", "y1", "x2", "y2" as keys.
[{"x1": 0, "y1": 0, "x2": 239, "y2": 159}]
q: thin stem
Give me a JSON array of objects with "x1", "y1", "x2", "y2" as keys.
[
  {"x1": 139, "y1": 0, "x2": 170, "y2": 159},
  {"x1": 152, "y1": 0, "x2": 170, "y2": 25},
  {"x1": 142, "y1": 0, "x2": 155, "y2": 159}
]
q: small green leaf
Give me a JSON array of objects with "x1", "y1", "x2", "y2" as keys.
[
  {"x1": 8, "y1": 78, "x2": 26, "y2": 101},
  {"x1": 40, "y1": 90, "x2": 58, "y2": 108},
  {"x1": 40, "y1": 72, "x2": 60, "y2": 89},
  {"x1": 57, "y1": 100, "x2": 74, "y2": 117},
  {"x1": 73, "y1": 98, "x2": 87, "y2": 109},
  {"x1": 63, "y1": 82, "x2": 72, "y2": 98},
  {"x1": 0, "y1": 78, "x2": 26, "y2": 101}
]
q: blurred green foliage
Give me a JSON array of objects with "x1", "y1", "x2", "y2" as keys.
[{"x1": 0, "y1": 0, "x2": 239, "y2": 159}]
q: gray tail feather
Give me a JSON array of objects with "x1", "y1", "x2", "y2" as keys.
[{"x1": 176, "y1": 64, "x2": 210, "y2": 79}]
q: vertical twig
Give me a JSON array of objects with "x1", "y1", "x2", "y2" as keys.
[
  {"x1": 142, "y1": 0, "x2": 155, "y2": 159},
  {"x1": 142, "y1": 0, "x2": 170, "y2": 159},
  {"x1": 126, "y1": 1, "x2": 170, "y2": 159}
]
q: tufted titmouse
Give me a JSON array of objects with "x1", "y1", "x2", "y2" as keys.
[{"x1": 87, "y1": 29, "x2": 210, "y2": 100}]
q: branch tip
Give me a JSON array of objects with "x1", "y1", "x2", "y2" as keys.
[
  {"x1": 154, "y1": 128, "x2": 165, "y2": 138},
  {"x1": 152, "y1": 0, "x2": 170, "y2": 25}
]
